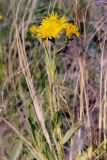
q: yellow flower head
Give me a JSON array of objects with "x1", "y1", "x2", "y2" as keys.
[
  {"x1": 29, "y1": 25, "x2": 38, "y2": 35},
  {"x1": 65, "y1": 23, "x2": 80, "y2": 38},
  {"x1": 0, "y1": 15, "x2": 4, "y2": 21},
  {"x1": 36, "y1": 13, "x2": 67, "y2": 40}
]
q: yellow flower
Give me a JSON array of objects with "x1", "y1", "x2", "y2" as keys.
[
  {"x1": 0, "y1": 15, "x2": 4, "y2": 21},
  {"x1": 29, "y1": 25, "x2": 38, "y2": 35},
  {"x1": 65, "y1": 23, "x2": 80, "y2": 38},
  {"x1": 36, "y1": 13, "x2": 67, "y2": 40}
]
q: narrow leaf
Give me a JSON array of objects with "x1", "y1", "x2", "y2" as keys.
[{"x1": 61, "y1": 123, "x2": 82, "y2": 145}]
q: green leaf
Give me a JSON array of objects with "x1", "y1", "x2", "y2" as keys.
[
  {"x1": 51, "y1": 110, "x2": 63, "y2": 133},
  {"x1": 61, "y1": 123, "x2": 82, "y2": 145},
  {"x1": 28, "y1": 108, "x2": 37, "y2": 140}
]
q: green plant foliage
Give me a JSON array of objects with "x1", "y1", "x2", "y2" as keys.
[
  {"x1": 51, "y1": 110, "x2": 63, "y2": 133},
  {"x1": 61, "y1": 123, "x2": 82, "y2": 145}
]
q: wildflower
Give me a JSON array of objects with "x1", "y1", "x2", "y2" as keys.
[
  {"x1": 36, "y1": 13, "x2": 67, "y2": 40},
  {"x1": 29, "y1": 25, "x2": 38, "y2": 35},
  {"x1": 0, "y1": 14, "x2": 4, "y2": 21},
  {"x1": 65, "y1": 23, "x2": 80, "y2": 39}
]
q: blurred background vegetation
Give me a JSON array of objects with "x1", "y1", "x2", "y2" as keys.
[{"x1": 0, "y1": 0, "x2": 107, "y2": 160}]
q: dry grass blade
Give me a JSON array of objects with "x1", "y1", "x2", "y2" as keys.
[
  {"x1": 9, "y1": 0, "x2": 53, "y2": 152},
  {"x1": 1, "y1": 118, "x2": 48, "y2": 160}
]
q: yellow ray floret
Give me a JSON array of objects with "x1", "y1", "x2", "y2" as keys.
[
  {"x1": 37, "y1": 13, "x2": 67, "y2": 40},
  {"x1": 65, "y1": 23, "x2": 80, "y2": 38},
  {"x1": 29, "y1": 13, "x2": 67, "y2": 40}
]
